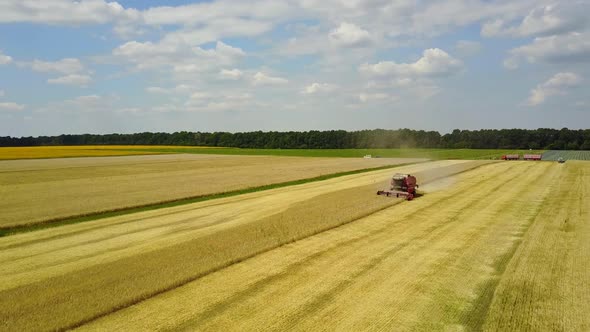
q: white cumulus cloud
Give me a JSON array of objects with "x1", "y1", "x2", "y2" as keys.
[
  {"x1": 359, "y1": 48, "x2": 463, "y2": 78},
  {"x1": 145, "y1": 85, "x2": 193, "y2": 95},
  {"x1": 0, "y1": 0, "x2": 140, "y2": 25},
  {"x1": 47, "y1": 74, "x2": 92, "y2": 86},
  {"x1": 219, "y1": 68, "x2": 243, "y2": 80},
  {"x1": 0, "y1": 102, "x2": 25, "y2": 111},
  {"x1": 482, "y1": 2, "x2": 589, "y2": 38},
  {"x1": 0, "y1": 50, "x2": 12, "y2": 64},
  {"x1": 302, "y1": 83, "x2": 337, "y2": 94},
  {"x1": 29, "y1": 58, "x2": 86, "y2": 74},
  {"x1": 527, "y1": 72, "x2": 582, "y2": 106},
  {"x1": 252, "y1": 72, "x2": 288, "y2": 86},
  {"x1": 358, "y1": 92, "x2": 398, "y2": 103},
  {"x1": 329, "y1": 22, "x2": 372, "y2": 48},
  {"x1": 114, "y1": 40, "x2": 245, "y2": 74},
  {"x1": 506, "y1": 32, "x2": 590, "y2": 68}
]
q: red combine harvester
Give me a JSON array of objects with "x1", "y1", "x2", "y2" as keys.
[
  {"x1": 377, "y1": 173, "x2": 419, "y2": 201},
  {"x1": 501, "y1": 154, "x2": 520, "y2": 160},
  {"x1": 523, "y1": 154, "x2": 542, "y2": 160}
]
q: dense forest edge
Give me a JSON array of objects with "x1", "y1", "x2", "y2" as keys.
[{"x1": 2, "y1": 128, "x2": 590, "y2": 150}]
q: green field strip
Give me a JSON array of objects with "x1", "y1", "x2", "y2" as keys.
[
  {"x1": 542, "y1": 150, "x2": 590, "y2": 161},
  {"x1": 0, "y1": 146, "x2": 547, "y2": 160},
  {"x1": 111, "y1": 147, "x2": 545, "y2": 160}
]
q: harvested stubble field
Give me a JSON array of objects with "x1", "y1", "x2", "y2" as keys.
[
  {"x1": 1, "y1": 159, "x2": 588, "y2": 331},
  {"x1": 0, "y1": 154, "x2": 423, "y2": 228}
]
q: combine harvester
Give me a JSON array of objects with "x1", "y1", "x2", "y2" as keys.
[{"x1": 377, "y1": 173, "x2": 419, "y2": 201}]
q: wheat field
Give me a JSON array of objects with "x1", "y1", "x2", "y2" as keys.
[
  {"x1": 75, "y1": 161, "x2": 589, "y2": 332},
  {"x1": 0, "y1": 160, "x2": 485, "y2": 331},
  {"x1": 1, "y1": 160, "x2": 588, "y2": 331},
  {"x1": 0, "y1": 154, "x2": 423, "y2": 228}
]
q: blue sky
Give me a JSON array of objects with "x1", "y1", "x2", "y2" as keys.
[{"x1": 0, "y1": 0, "x2": 588, "y2": 136}]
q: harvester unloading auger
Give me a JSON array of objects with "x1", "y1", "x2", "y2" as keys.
[{"x1": 377, "y1": 173, "x2": 419, "y2": 201}]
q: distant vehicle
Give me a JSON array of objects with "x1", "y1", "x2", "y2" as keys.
[
  {"x1": 501, "y1": 154, "x2": 520, "y2": 160},
  {"x1": 523, "y1": 154, "x2": 542, "y2": 161},
  {"x1": 558, "y1": 157, "x2": 565, "y2": 163}
]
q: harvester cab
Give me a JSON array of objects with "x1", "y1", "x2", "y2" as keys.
[{"x1": 377, "y1": 173, "x2": 419, "y2": 200}]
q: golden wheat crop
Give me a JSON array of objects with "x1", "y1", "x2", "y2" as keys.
[
  {"x1": 3, "y1": 160, "x2": 586, "y2": 331},
  {"x1": 0, "y1": 154, "x2": 423, "y2": 227},
  {"x1": 0, "y1": 160, "x2": 485, "y2": 331},
  {"x1": 76, "y1": 161, "x2": 588, "y2": 332}
]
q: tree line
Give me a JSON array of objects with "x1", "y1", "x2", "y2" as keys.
[{"x1": 1, "y1": 128, "x2": 589, "y2": 150}]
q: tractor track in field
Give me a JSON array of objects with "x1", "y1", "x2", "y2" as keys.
[
  {"x1": 62, "y1": 162, "x2": 511, "y2": 331},
  {"x1": 2, "y1": 161, "x2": 485, "y2": 331},
  {"x1": 0, "y1": 161, "x2": 477, "y2": 275},
  {"x1": 65, "y1": 162, "x2": 533, "y2": 331},
  {"x1": 2, "y1": 161, "x2": 493, "y2": 264},
  {"x1": 166, "y1": 162, "x2": 540, "y2": 330},
  {"x1": 8, "y1": 160, "x2": 584, "y2": 332},
  {"x1": 60, "y1": 161, "x2": 589, "y2": 332},
  {"x1": 482, "y1": 162, "x2": 590, "y2": 331},
  {"x1": 0, "y1": 162, "x2": 489, "y2": 282}
]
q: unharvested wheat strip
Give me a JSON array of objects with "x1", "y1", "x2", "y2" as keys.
[
  {"x1": 75, "y1": 162, "x2": 551, "y2": 331},
  {"x1": 0, "y1": 161, "x2": 416, "y2": 248},
  {"x1": 192, "y1": 163, "x2": 550, "y2": 331},
  {"x1": 0, "y1": 161, "x2": 475, "y2": 293},
  {"x1": 0, "y1": 162, "x2": 478, "y2": 289},
  {"x1": 0, "y1": 161, "x2": 461, "y2": 262},
  {"x1": 483, "y1": 161, "x2": 590, "y2": 331},
  {"x1": 76, "y1": 161, "x2": 524, "y2": 330},
  {"x1": 78, "y1": 163, "x2": 510, "y2": 331},
  {"x1": 0, "y1": 161, "x2": 488, "y2": 331},
  {"x1": 0, "y1": 154, "x2": 426, "y2": 227}
]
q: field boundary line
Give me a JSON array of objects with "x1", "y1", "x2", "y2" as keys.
[{"x1": 0, "y1": 163, "x2": 421, "y2": 237}]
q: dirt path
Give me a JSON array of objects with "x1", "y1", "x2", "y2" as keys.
[{"x1": 72, "y1": 161, "x2": 575, "y2": 331}]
